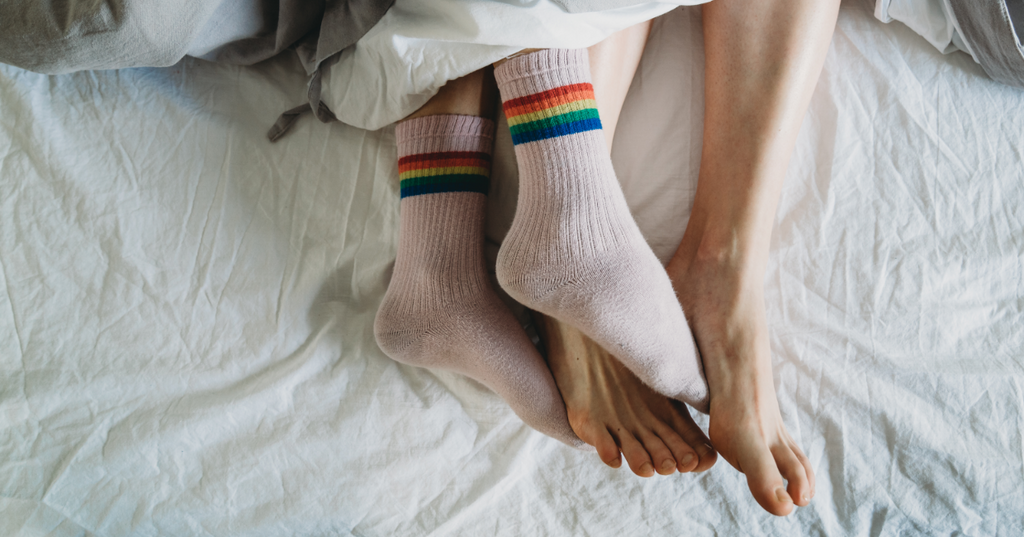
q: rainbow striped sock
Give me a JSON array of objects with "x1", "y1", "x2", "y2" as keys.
[
  {"x1": 378, "y1": 113, "x2": 586, "y2": 448},
  {"x1": 398, "y1": 150, "x2": 491, "y2": 198},
  {"x1": 492, "y1": 49, "x2": 709, "y2": 411},
  {"x1": 503, "y1": 82, "x2": 601, "y2": 145}
]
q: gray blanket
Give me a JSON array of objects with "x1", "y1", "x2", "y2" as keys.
[
  {"x1": 0, "y1": 0, "x2": 389, "y2": 74},
  {"x1": 0, "y1": 0, "x2": 392, "y2": 138},
  {"x1": 948, "y1": 0, "x2": 1024, "y2": 88}
]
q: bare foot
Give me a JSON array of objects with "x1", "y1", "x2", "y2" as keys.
[
  {"x1": 666, "y1": 244, "x2": 815, "y2": 515},
  {"x1": 535, "y1": 312, "x2": 717, "y2": 477}
]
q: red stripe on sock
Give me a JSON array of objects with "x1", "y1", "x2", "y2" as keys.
[
  {"x1": 398, "y1": 151, "x2": 491, "y2": 167},
  {"x1": 501, "y1": 83, "x2": 595, "y2": 113},
  {"x1": 503, "y1": 91, "x2": 596, "y2": 121},
  {"x1": 399, "y1": 157, "x2": 491, "y2": 173}
]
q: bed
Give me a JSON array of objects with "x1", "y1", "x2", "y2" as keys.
[{"x1": 2, "y1": 1, "x2": 1023, "y2": 534}]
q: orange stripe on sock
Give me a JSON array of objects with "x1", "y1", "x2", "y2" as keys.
[
  {"x1": 398, "y1": 151, "x2": 491, "y2": 167},
  {"x1": 502, "y1": 84, "x2": 596, "y2": 118},
  {"x1": 502, "y1": 83, "x2": 594, "y2": 109},
  {"x1": 399, "y1": 157, "x2": 491, "y2": 173}
]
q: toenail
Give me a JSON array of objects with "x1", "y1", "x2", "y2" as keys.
[
  {"x1": 661, "y1": 459, "x2": 676, "y2": 471},
  {"x1": 802, "y1": 494, "x2": 810, "y2": 503},
  {"x1": 679, "y1": 453, "x2": 695, "y2": 468},
  {"x1": 776, "y1": 488, "x2": 792, "y2": 504},
  {"x1": 639, "y1": 462, "x2": 654, "y2": 475}
]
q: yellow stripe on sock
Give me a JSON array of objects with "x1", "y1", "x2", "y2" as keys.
[
  {"x1": 506, "y1": 99, "x2": 599, "y2": 127},
  {"x1": 399, "y1": 166, "x2": 491, "y2": 180}
]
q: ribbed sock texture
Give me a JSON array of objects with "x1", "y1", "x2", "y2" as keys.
[
  {"x1": 374, "y1": 114, "x2": 585, "y2": 447},
  {"x1": 494, "y1": 49, "x2": 709, "y2": 410}
]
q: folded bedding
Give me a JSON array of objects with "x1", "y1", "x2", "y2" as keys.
[
  {"x1": 4, "y1": 0, "x2": 1024, "y2": 129},
  {"x1": 2, "y1": 1, "x2": 1024, "y2": 536},
  {"x1": 874, "y1": 0, "x2": 1024, "y2": 87}
]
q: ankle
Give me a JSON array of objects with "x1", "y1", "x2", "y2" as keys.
[{"x1": 671, "y1": 223, "x2": 769, "y2": 283}]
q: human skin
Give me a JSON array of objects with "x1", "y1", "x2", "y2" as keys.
[
  {"x1": 401, "y1": 0, "x2": 841, "y2": 516},
  {"x1": 661, "y1": 0, "x2": 841, "y2": 516},
  {"x1": 524, "y1": 22, "x2": 721, "y2": 478},
  {"x1": 402, "y1": 23, "x2": 720, "y2": 477},
  {"x1": 532, "y1": 0, "x2": 842, "y2": 517}
]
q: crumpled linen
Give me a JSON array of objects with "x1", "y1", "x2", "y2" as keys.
[
  {"x1": 874, "y1": 0, "x2": 976, "y2": 59},
  {"x1": 0, "y1": 0, "x2": 391, "y2": 75},
  {"x1": 1, "y1": 3, "x2": 1023, "y2": 536},
  {"x1": 875, "y1": 0, "x2": 1024, "y2": 89},
  {"x1": 321, "y1": 0, "x2": 702, "y2": 130}
]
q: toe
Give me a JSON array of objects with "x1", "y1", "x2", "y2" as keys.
[
  {"x1": 571, "y1": 413, "x2": 623, "y2": 469},
  {"x1": 667, "y1": 402, "x2": 717, "y2": 472},
  {"x1": 773, "y1": 443, "x2": 812, "y2": 506},
  {"x1": 611, "y1": 427, "x2": 655, "y2": 477},
  {"x1": 636, "y1": 429, "x2": 677, "y2": 475},
  {"x1": 793, "y1": 442, "x2": 816, "y2": 498},
  {"x1": 651, "y1": 424, "x2": 699, "y2": 473},
  {"x1": 691, "y1": 442, "x2": 718, "y2": 473},
  {"x1": 738, "y1": 440, "x2": 793, "y2": 516},
  {"x1": 592, "y1": 427, "x2": 623, "y2": 469}
]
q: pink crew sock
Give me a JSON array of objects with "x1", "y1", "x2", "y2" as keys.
[
  {"x1": 374, "y1": 114, "x2": 585, "y2": 448},
  {"x1": 494, "y1": 49, "x2": 709, "y2": 411}
]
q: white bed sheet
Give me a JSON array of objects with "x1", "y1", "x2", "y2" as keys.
[
  {"x1": 322, "y1": 0, "x2": 693, "y2": 130},
  {"x1": 2, "y1": 1, "x2": 1024, "y2": 535}
]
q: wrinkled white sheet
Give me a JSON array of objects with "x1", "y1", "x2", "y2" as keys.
[
  {"x1": 874, "y1": 0, "x2": 976, "y2": 60},
  {"x1": 2, "y1": 1, "x2": 1024, "y2": 535}
]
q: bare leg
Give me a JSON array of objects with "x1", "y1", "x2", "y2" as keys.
[
  {"x1": 666, "y1": 0, "x2": 840, "y2": 516},
  {"x1": 405, "y1": 67, "x2": 497, "y2": 121},
  {"x1": 528, "y1": 23, "x2": 717, "y2": 477}
]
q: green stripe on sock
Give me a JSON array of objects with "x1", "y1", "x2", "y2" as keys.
[
  {"x1": 508, "y1": 108, "x2": 601, "y2": 138},
  {"x1": 400, "y1": 173, "x2": 488, "y2": 189}
]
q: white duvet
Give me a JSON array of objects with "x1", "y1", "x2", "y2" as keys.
[
  {"x1": 322, "y1": 0, "x2": 698, "y2": 130},
  {"x1": 2, "y1": 2, "x2": 1024, "y2": 535}
]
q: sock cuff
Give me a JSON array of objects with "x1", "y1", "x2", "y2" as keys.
[
  {"x1": 396, "y1": 114, "x2": 495, "y2": 157},
  {"x1": 494, "y1": 50, "x2": 601, "y2": 145},
  {"x1": 494, "y1": 49, "x2": 590, "y2": 89},
  {"x1": 396, "y1": 114, "x2": 494, "y2": 198}
]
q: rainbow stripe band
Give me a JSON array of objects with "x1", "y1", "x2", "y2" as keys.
[
  {"x1": 398, "y1": 151, "x2": 491, "y2": 198},
  {"x1": 503, "y1": 83, "x2": 602, "y2": 145}
]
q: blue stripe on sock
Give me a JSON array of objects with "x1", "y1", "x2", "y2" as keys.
[
  {"x1": 510, "y1": 117, "x2": 602, "y2": 145},
  {"x1": 400, "y1": 178, "x2": 490, "y2": 198}
]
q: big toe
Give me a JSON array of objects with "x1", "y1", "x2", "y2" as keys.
[
  {"x1": 738, "y1": 443, "x2": 793, "y2": 516},
  {"x1": 573, "y1": 416, "x2": 622, "y2": 468},
  {"x1": 774, "y1": 443, "x2": 813, "y2": 506}
]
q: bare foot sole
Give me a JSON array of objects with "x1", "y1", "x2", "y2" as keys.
[
  {"x1": 667, "y1": 248, "x2": 815, "y2": 516},
  {"x1": 535, "y1": 312, "x2": 717, "y2": 477}
]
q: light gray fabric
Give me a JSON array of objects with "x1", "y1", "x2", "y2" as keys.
[
  {"x1": 943, "y1": 0, "x2": 1024, "y2": 87},
  {"x1": 1008, "y1": 1, "x2": 1024, "y2": 33},
  {"x1": 0, "y1": 0, "x2": 392, "y2": 138},
  {"x1": 190, "y1": 0, "x2": 328, "y2": 71},
  {"x1": 549, "y1": 0, "x2": 663, "y2": 12},
  {"x1": 0, "y1": 0, "x2": 390, "y2": 75},
  {"x1": 548, "y1": 0, "x2": 705, "y2": 13},
  {"x1": 0, "y1": 1, "x2": 223, "y2": 74}
]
